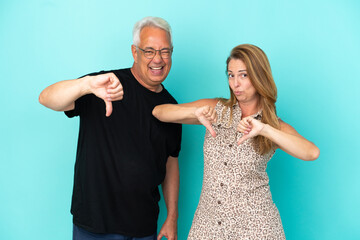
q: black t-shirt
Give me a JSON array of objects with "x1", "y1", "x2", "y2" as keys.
[{"x1": 65, "y1": 68, "x2": 182, "y2": 237}]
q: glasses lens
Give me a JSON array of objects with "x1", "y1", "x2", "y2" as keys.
[
  {"x1": 161, "y1": 49, "x2": 171, "y2": 59},
  {"x1": 144, "y1": 49, "x2": 155, "y2": 58}
]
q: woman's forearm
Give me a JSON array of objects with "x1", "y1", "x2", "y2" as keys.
[
  {"x1": 152, "y1": 104, "x2": 200, "y2": 124},
  {"x1": 260, "y1": 124, "x2": 320, "y2": 161}
]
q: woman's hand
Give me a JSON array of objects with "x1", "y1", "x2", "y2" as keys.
[
  {"x1": 237, "y1": 117, "x2": 320, "y2": 160},
  {"x1": 237, "y1": 116, "x2": 265, "y2": 145},
  {"x1": 194, "y1": 106, "x2": 217, "y2": 137}
]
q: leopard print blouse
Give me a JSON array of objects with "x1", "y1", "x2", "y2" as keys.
[{"x1": 187, "y1": 101, "x2": 285, "y2": 240}]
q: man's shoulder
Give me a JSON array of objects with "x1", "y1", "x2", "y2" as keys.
[
  {"x1": 111, "y1": 68, "x2": 131, "y2": 77},
  {"x1": 160, "y1": 85, "x2": 177, "y2": 101},
  {"x1": 84, "y1": 68, "x2": 131, "y2": 78}
]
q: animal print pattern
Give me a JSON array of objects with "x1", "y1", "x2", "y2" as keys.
[{"x1": 187, "y1": 101, "x2": 285, "y2": 240}]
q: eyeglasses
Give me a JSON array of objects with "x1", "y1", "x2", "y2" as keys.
[{"x1": 136, "y1": 46, "x2": 173, "y2": 59}]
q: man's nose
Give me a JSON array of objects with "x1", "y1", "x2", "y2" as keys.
[{"x1": 152, "y1": 51, "x2": 164, "y2": 62}]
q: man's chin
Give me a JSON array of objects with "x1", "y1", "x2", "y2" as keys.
[{"x1": 149, "y1": 75, "x2": 167, "y2": 84}]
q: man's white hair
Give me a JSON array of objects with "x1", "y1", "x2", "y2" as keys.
[{"x1": 133, "y1": 16, "x2": 172, "y2": 47}]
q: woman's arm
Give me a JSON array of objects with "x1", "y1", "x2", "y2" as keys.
[
  {"x1": 237, "y1": 117, "x2": 320, "y2": 161},
  {"x1": 152, "y1": 98, "x2": 219, "y2": 137},
  {"x1": 152, "y1": 98, "x2": 218, "y2": 124}
]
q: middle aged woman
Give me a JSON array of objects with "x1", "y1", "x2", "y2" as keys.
[{"x1": 152, "y1": 44, "x2": 320, "y2": 239}]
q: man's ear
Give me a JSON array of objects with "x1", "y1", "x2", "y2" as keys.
[{"x1": 131, "y1": 45, "x2": 138, "y2": 63}]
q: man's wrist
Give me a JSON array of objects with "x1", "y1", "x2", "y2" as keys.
[
  {"x1": 79, "y1": 76, "x2": 92, "y2": 95},
  {"x1": 166, "y1": 212, "x2": 178, "y2": 221}
]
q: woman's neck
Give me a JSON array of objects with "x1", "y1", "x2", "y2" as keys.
[{"x1": 238, "y1": 99, "x2": 261, "y2": 118}]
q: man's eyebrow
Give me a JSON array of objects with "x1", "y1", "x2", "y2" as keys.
[{"x1": 143, "y1": 47, "x2": 171, "y2": 50}]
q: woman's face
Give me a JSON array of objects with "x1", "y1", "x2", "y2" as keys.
[{"x1": 227, "y1": 59, "x2": 259, "y2": 105}]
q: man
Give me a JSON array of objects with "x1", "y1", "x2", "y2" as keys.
[{"x1": 39, "y1": 17, "x2": 181, "y2": 240}]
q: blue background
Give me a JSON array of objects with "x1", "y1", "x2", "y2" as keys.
[{"x1": 1, "y1": 0, "x2": 359, "y2": 239}]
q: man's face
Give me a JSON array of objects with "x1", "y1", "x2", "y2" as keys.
[{"x1": 131, "y1": 26, "x2": 172, "y2": 92}]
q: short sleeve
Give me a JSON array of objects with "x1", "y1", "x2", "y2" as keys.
[
  {"x1": 64, "y1": 94, "x2": 91, "y2": 118},
  {"x1": 169, "y1": 123, "x2": 182, "y2": 158},
  {"x1": 64, "y1": 70, "x2": 109, "y2": 118}
]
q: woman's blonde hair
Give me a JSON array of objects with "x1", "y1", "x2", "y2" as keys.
[{"x1": 220, "y1": 44, "x2": 280, "y2": 155}]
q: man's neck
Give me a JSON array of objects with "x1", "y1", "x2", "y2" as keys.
[{"x1": 130, "y1": 66, "x2": 163, "y2": 93}]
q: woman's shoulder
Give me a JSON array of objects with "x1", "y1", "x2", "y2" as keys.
[
  {"x1": 198, "y1": 98, "x2": 219, "y2": 108},
  {"x1": 180, "y1": 98, "x2": 219, "y2": 108},
  {"x1": 279, "y1": 118, "x2": 299, "y2": 135}
]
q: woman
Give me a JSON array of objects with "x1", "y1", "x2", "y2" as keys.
[{"x1": 152, "y1": 44, "x2": 319, "y2": 239}]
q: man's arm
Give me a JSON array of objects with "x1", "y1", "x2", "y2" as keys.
[
  {"x1": 157, "y1": 156, "x2": 179, "y2": 240},
  {"x1": 38, "y1": 72, "x2": 123, "y2": 116}
]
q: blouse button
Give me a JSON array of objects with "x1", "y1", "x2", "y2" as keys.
[
  {"x1": 229, "y1": 144, "x2": 233, "y2": 147},
  {"x1": 217, "y1": 200, "x2": 221, "y2": 204},
  {"x1": 224, "y1": 162, "x2": 227, "y2": 166},
  {"x1": 220, "y1": 183, "x2": 224, "y2": 187},
  {"x1": 218, "y1": 124, "x2": 221, "y2": 127},
  {"x1": 218, "y1": 221, "x2": 221, "y2": 225}
]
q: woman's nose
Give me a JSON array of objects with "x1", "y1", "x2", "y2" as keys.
[{"x1": 234, "y1": 78, "x2": 240, "y2": 87}]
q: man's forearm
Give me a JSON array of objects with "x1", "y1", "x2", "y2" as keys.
[
  {"x1": 39, "y1": 76, "x2": 90, "y2": 111},
  {"x1": 162, "y1": 156, "x2": 179, "y2": 220}
]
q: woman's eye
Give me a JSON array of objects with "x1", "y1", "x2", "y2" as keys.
[
  {"x1": 241, "y1": 73, "x2": 248, "y2": 78},
  {"x1": 228, "y1": 74, "x2": 234, "y2": 78}
]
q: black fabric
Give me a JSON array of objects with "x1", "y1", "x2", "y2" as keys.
[{"x1": 65, "y1": 68, "x2": 181, "y2": 237}]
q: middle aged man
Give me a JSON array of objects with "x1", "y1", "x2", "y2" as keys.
[{"x1": 39, "y1": 17, "x2": 182, "y2": 240}]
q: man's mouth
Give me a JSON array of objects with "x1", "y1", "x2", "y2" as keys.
[
  {"x1": 150, "y1": 66, "x2": 164, "y2": 70},
  {"x1": 149, "y1": 66, "x2": 165, "y2": 76}
]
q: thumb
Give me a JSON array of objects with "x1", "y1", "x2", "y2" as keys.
[
  {"x1": 203, "y1": 121, "x2": 216, "y2": 137},
  {"x1": 157, "y1": 233, "x2": 164, "y2": 240},
  {"x1": 104, "y1": 100, "x2": 113, "y2": 117},
  {"x1": 237, "y1": 134, "x2": 249, "y2": 145}
]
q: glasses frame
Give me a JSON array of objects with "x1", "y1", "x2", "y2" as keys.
[{"x1": 136, "y1": 46, "x2": 173, "y2": 59}]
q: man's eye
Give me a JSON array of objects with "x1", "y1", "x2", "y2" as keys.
[{"x1": 145, "y1": 51, "x2": 154, "y2": 54}]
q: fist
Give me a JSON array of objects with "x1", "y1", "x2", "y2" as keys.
[
  {"x1": 194, "y1": 105, "x2": 217, "y2": 137},
  {"x1": 237, "y1": 116, "x2": 265, "y2": 145},
  {"x1": 88, "y1": 73, "x2": 124, "y2": 117}
]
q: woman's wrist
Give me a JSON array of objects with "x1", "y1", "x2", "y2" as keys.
[{"x1": 259, "y1": 123, "x2": 270, "y2": 137}]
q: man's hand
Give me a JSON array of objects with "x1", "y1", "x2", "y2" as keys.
[
  {"x1": 88, "y1": 73, "x2": 123, "y2": 117},
  {"x1": 237, "y1": 116, "x2": 265, "y2": 145},
  {"x1": 157, "y1": 218, "x2": 177, "y2": 240},
  {"x1": 194, "y1": 105, "x2": 217, "y2": 137}
]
